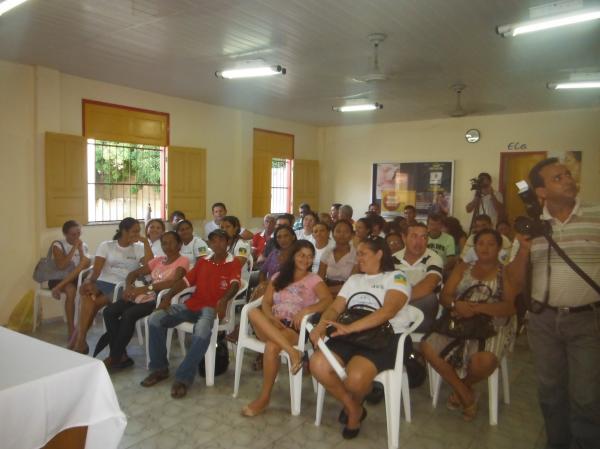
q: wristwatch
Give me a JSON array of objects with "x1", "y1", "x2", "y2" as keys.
[{"x1": 147, "y1": 284, "x2": 154, "y2": 292}]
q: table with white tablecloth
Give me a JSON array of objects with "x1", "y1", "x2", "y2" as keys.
[{"x1": 0, "y1": 327, "x2": 126, "y2": 449}]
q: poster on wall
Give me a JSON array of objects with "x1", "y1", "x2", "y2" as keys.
[
  {"x1": 548, "y1": 150, "x2": 582, "y2": 190},
  {"x1": 372, "y1": 161, "x2": 454, "y2": 218}
]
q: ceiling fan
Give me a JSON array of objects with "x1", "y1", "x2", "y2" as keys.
[{"x1": 352, "y1": 33, "x2": 391, "y2": 84}]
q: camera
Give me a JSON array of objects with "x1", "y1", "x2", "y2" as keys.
[
  {"x1": 513, "y1": 180, "x2": 550, "y2": 238},
  {"x1": 469, "y1": 176, "x2": 483, "y2": 193}
]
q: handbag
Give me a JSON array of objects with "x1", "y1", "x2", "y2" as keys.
[
  {"x1": 32, "y1": 241, "x2": 74, "y2": 283},
  {"x1": 331, "y1": 292, "x2": 395, "y2": 350},
  {"x1": 432, "y1": 273, "x2": 502, "y2": 341},
  {"x1": 198, "y1": 332, "x2": 229, "y2": 377}
]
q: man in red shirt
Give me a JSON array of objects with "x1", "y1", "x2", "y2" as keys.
[{"x1": 141, "y1": 229, "x2": 241, "y2": 398}]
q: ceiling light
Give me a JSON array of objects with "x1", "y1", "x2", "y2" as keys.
[
  {"x1": 0, "y1": 0, "x2": 29, "y2": 16},
  {"x1": 215, "y1": 65, "x2": 286, "y2": 79},
  {"x1": 497, "y1": 8, "x2": 600, "y2": 37},
  {"x1": 547, "y1": 81, "x2": 600, "y2": 89},
  {"x1": 333, "y1": 103, "x2": 383, "y2": 112}
]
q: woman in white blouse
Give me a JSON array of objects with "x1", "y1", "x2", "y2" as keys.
[
  {"x1": 74, "y1": 217, "x2": 153, "y2": 354},
  {"x1": 318, "y1": 219, "x2": 358, "y2": 296},
  {"x1": 176, "y1": 220, "x2": 210, "y2": 268}
]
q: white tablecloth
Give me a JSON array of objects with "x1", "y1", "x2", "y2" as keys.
[{"x1": 0, "y1": 327, "x2": 126, "y2": 449}]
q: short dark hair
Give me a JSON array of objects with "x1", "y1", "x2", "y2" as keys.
[
  {"x1": 333, "y1": 218, "x2": 354, "y2": 234},
  {"x1": 160, "y1": 230, "x2": 182, "y2": 245},
  {"x1": 369, "y1": 214, "x2": 385, "y2": 229},
  {"x1": 208, "y1": 228, "x2": 229, "y2": 241},
  {"x1": 331, "y1": 203, "x2": 342, "y2": 209},
  {"x1": 404, "y1": 205, "x2": 416, "y2": 212},
  {"x1": 403, "y1": 222, "x2": 428, "y2": 235},
  {"x1": 529, "y1": 157, "x2": 560, "y2": 189},
  {"x1": 211, "y1": 202, "x2": 227, "y2": 211},
  {"x1": 299, "y1": 203, "x2": 310, "y2": 210},
  {"x1": 302, "y1": 211, "x2": 319, "y2": 225},
  {"x1": 170, "y1": 210, "x2": 185, "y2": 220},
  {"x1": 62, "y1": 220, "x2": 80, "y2": 235},
  {"x1": 175, "y1": 219, "x2": 193, "y2": 232},
  {"x1": 276, "y1": 214, "x2": 294, "y2": 226},
  {"x1": 474, "y1": 228, "x2": 502, "y2": 247},
  {"x1": 428, "y1": 213, "x2": 444, "y2": 223},
  {"x1": 474, "y1": 214, "x2": 492, "y2": 225}
]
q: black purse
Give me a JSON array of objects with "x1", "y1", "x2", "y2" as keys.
[
  {"x1": 432, "y1": 273, "x2": 502, "y2": 341},
  {"x1": 331, "y1": 292, "x2": 395, "y2": 350}
]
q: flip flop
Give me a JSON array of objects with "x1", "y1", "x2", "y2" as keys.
[
  {"x1": 241, "y1": 403, "x2": 267, "y2": 417},
  {"x1": 289, "y1": 349, "x2": 304, "y2": 375},
  {"x1": 446, "y1": 392, "x2": 462, "y2": 411},
  {"x1": 170, "y1": 381, "x2": 188, "y2": 399}
]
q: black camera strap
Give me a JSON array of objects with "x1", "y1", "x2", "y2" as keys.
[{"x1": 533, "y1": 233, "x2": 600, "y2": 313}]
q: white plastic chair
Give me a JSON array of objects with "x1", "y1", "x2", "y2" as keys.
[
  {"x1": 174, "y1": 279, "x2": 248, "y2": 386},
  {"x1": 429, "y1": 348, "x2": 511, "y2": 426},
  {"x1": 313, "y1": 305, "x2": 424, "y2": 449},
  {"x1": 33, "y1": 284, "x2": 67, "y2": 332},
  {"x1": 232, "y1": 296, "x2": 314, "y2": 416}
]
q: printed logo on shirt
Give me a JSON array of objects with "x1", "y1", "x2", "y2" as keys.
[
  {"x1": 199, "y1": 246, "x2": 207, "y2": 255},
  {"x1": 394, "y1": 273, "x2": 407, "y2": 286},
  {"x1": 239, "y1": 247, "x2": 247, "y2": 256},
  {"x1": 219, "y1": 279, "x2": 228, "y2": 289}
]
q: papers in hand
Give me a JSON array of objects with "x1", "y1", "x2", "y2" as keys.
[{"x1": 306, "y1": 323, "x2": 347, "y2": 381}]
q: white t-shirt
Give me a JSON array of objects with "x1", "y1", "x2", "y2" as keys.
[
  {"x1": 204, "y1": 220, "x2": 248, "y2": 240},
  {"x1": 295, "y1": 229, "x2": 312, "y2": 241},
  {"x1": 150, "y1": 239, "x2": 165, "y2": 258},
  {"x1": 95, "y1": 240, "x2": 145, "y2": 285},
  {"x1": 474, "y1": 191, "x2": 504, "y2": 227},
  {"x1": 229, "y1": 238, "x2": 252, "y2": 277},
  {"x1": 392, "y1": 248, "x2": 443, "y2": 287},
  {"x1": 180, "y1": 236, "x2": 210, "y2": 267},
  {"x1": 461, "y1": 234, "x2": 512, "y2": 265},
  {"x1": 52, "y1": 240, "x2": 90, "y2": 267},
  {"x1": 312, "y1": 239, "x2": 335, "y2": 273},
  {"x1": 339, "y1": 272, "x2": 412, "y2": 332}
]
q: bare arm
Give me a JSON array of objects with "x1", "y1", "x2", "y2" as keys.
[
  {"x1": 216, "y1": 280, "x2": 240, "y2": 320},
  {"x1": 52, "y1": 244, "x2": 78, "y2": 270},
  {"x1": 466, "y1": 194, "x2": 480, "y2": 213},
  {"x1": 411, "y1": 273, "x2": 441, "y2": 301},
  {"x1": 439, "y1": 262, "x2": 468, "y2": 308},
  {"x1": 291, "y1": 281, "x2": 333, "y2": 329},
  {"x1": 505, "y1": 234, "x2": 531, "y2": 294},
  {"x1": 317, "y1": 261, "x2": 327, "y2": 281}
]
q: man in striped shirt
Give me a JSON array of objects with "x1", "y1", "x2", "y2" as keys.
[{"x1": 508, "y1": 158, "x2": 600, "y2": 449}]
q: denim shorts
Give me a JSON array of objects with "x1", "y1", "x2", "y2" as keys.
[{"x1": 95, "y1": 280, "x2": 117, "y2": 301}]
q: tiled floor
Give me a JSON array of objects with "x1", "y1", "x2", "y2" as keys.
[{"x1": 33, "y1": 320, "x2": 546, "y2": 449}]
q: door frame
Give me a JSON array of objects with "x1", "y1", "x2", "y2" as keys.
[{"x1": 499, "y1": 151, "x2": 547, "y2": 199}]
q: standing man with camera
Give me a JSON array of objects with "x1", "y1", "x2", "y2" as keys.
[
  {"x1": 465, "y1": 172, "x2": 505, "y2": 228},
  {"x1": 508, "y1": 158, "x2": 600, "y2": 449}
]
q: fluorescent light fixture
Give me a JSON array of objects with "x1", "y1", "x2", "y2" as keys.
[
  {"x1": 497, "y1": 9, "x2": 600, "y2": 36},
  {"x1": 333, "y1": 103, "x2": 383, "y2": 112},
  {"x1": 215, "y1": 65, "x2": 286, "y2": 79},
  {"x1": 547, "y1": 81, "x2": 600, "y2": 89},
  {"x1": 0, "y1": 0, "x2": 29, "y2": 16}
]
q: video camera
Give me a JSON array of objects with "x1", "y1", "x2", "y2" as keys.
[
  {"x1": 514, "y1": 180, "x2": 550, "y2": 238},
  {"x1": 469, "y1": 175, "x2": 484, "y2": 193}
]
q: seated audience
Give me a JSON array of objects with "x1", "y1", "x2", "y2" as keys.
[
  {"x1": 352, "y1": 217, "x2": 372, "y2": 248},
  {"x1": 220, "y1": 215, "x2": 251, "y2": 268},
  {"x1": 176, "y1": 220, "x2": 210, "y2": 267},
  {"x1": 146, "y1": 219, "x2": 166, "y2": 257},
  {"x1": 319, "y1": 219, "x2": 358, "y2": 296},
  {"x1": 404, "y1": 205, "x2": 418, "y2": 225},
  {"x1": 309, "y1": 238, "x2": 411, "y2": 439},
  {"x1": 103, "y1": 231, "x2": 188, "y2": 370},
  {"x1": 252, "y1": 214, "x2": 275, "y2": 261},
  {"x1": 421, "y1": 229, "x2": 516, "y2": 421},
  {"x1": 293, "y1": 203, "x2": 311, "y2": 231},
  {"x1": 330, "y1": 203, "x2": 342, "y2": 223},
  {"x1": 48, "y1": 220, "x2": 91, "y2": 338},
  {"x1": 385, "y1": 231, "x2": 404, "y2": 257},
  {"x1": 427, "y1": 213, "x2": 457, "y2": 272},
  {"x1": 141, "y1": 229, "x2": 241, "y2": 398},
  {"x1": 393, "y1": 223, "x2": 443, "y2": 332},
  {"x1": 461, "y1": 215, "x2": 512, "y2": 264},
  {"x1": 295, "y1": 211, "x2": 318, "y2": 241},
  {"x1": 73, "y1": 217, "x2": 152, "y2": 353},
  {"x1": 205, "y1": 202, "x2": 253, "y2": 240},
  {"x1": 311, "y1": 222, "x2": 334, "y2": 273},
  {"x1": 443, "y1": 216, "x2": 467, "y2": 254},
  {"x1": 241, "y1": 240, "x2": 332, "y2": 416}
]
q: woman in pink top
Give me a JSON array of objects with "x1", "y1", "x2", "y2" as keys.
[
  {"x1": 102, "y1": 231, "x2": 189, "y2": 371},
  {"x1": 241, "y1": 240, "x2": 332, "y2": 417}
]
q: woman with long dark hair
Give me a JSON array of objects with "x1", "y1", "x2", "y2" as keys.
[
  {"x1": 309, "y1": 237, "x2": 412, "y2": 439},
  {"x1": 73, "y1": 217, "x2": 153, "y2": 353},
  {"x1": 221, "y1": 215, "x2": 251, "y2": 267},
  {"x1": 241, "y1": 240, "x2": 332, "y2": 417}
]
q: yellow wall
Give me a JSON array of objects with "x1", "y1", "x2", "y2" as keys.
[
  {"x1": 318, "y1": 109, "x2": 600, "y2": 227},
  {"x1": 0, "y1": 60, "x2": 319, "y2": 324}
]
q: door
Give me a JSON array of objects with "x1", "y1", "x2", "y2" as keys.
[{"x1": 499, "y1": 152, "x2": 547, "y2": 224}]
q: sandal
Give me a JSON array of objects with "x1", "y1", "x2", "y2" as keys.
[
  {"x1": 140, "y1": 369, "x2": 169, "y2": 387},
  {"x1": 241, "y1": 403, "x2": 267, "y2": 417},
  {"x1": 446, "y1": 392, "x2": 462, "y2": 411},
  {"x1": 170, "y1": 381, "x2": 188, "y2": 399},
  {"x1": 289, "y1": 349, "x2": 304, "y2": 375},
  {"x1": 462, "y1": 392, "x2": 479, "y2": 422}
]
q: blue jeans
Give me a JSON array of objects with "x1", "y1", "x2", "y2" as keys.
[
  {"x1": 147, "y1": 304, "x2": 216, "y2": 386},
  {"x1": 528, "y1": 307, "x2": 600, "y2": 449}
]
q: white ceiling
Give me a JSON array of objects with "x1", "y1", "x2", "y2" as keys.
[{"x1": 1, "y1": 0, "x2": 599, "y2": 126}]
